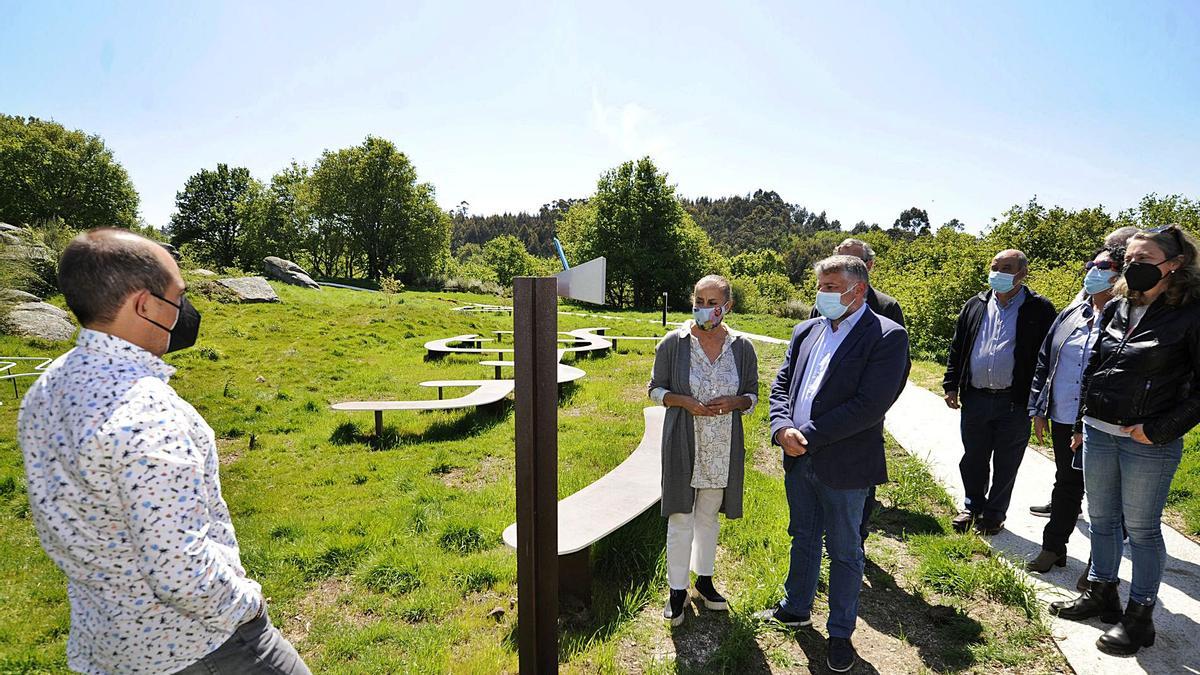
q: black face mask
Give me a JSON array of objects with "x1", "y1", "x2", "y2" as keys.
[
  {"x1": 145, "y1": 293, "x2": 201, "y2": 353},
  {"x1": 1123, "y1": 261, "x2": 1168, "y2": 293}
]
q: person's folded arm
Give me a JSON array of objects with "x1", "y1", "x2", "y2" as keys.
[
  {"x1": 797, "y1": 328, "x2": 910, "y2": 448},
  {"x1": 109, "y1": 384, "x2": 261, "y2": 633}
]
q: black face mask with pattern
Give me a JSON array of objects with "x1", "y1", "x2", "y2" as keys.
[{"x1": 144, "y1": 293, "x2": 202, "y2": 353}]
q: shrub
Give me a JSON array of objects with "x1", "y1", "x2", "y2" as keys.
[{"x1": 380, "y1": 277, "x2": 405, "y2": 294}]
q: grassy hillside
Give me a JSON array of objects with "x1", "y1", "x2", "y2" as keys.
[{"x1": 0, "y1": 284, "x2": 1064, "y2": 672}]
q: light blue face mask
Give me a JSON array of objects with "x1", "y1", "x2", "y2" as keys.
[
  {"x1": 814, "y1": 284, "x2": 859, "y2": 320},
  {"x1": 1084, "y1": 267, "x2": 1116, "y2": 295},
  {"x1": 989, "y1": 271, "x2": 1016, "y2": 294},
  {"x1": 693, "y1": 303, "x2": 728, "y2": 330}
]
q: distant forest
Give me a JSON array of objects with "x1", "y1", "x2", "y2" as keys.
[{"x1": 451, "y1": 189, "x2": 929, "y2": 258}]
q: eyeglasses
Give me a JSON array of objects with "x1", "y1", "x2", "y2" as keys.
[{"x1": 1085, "y1": 260, "x2": 1117, "y2": 271}]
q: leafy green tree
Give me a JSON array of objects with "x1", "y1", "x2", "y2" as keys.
[
  {"x1": 169, "y1": 164, "x2": 260, "y2": 268},
  {"x1": 557, "y1": 157, "x2": 724, "y2": 308},
  {"x1": 730, "y1": 249, "x2": 786, "y2": 278},
  {"x1": 986, "y1": 198, "x2": 1113, "y2": 266},
  {"x1": 241, "y1": 163, "x2": 314, "y2": 267},
  {"x1": 1116, "y1": 193, "x2": 1200, "y2": 231},
  {"x1": 893, "y1": 206, "x2": 931, "y2": 236},
  {"x1": 308, "y1": 136, "x2": 450, "y2": 282},
  {"x1": 0, "y1": 114, "x2": 138, "y2": 229},
  {"x1": 482, "y1": 235, "x2": 537, "y2": 286}
]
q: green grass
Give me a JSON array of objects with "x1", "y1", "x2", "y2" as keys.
[
  {"x1": 909, "y1": 358, "x2": 1200, "y2": 538},
  {"x1": 0, "y1": 288, "x2": 1065, "y2": 672}
]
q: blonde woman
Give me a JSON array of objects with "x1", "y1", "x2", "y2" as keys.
[
  {"x1": 1052, "y1": 224, "x2": 1200, "y2": 655},
  {"x1": 649, "y1": 275, "x2": 758, "y2": 626}
]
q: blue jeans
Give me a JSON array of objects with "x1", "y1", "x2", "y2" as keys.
[
  {"x1": 958, "y1": 387, "x2": 1032, "y2": 521},
  {"x1": 781, "y1": 455, "x2": 869, "y2": 639},
  {"x1": 1083, "y1": 425, "x2": 1183, "y2": 605}
]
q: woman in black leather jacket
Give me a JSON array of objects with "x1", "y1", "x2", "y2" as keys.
[
  {"x1": 1051, "y1": 224, "x2": 1200, "y2": 656},
  {"x1": 1025, "y1": 246, "x2": 1123, "y2": 574}
]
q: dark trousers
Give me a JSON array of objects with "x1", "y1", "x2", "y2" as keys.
[
  {"x1": 174, "y1": 611, "x2": 311, "y2": 675},
  {"x1": 1042, "y1": 420, "x2": 1084, "y2": 554},
  {"x1": 860, "y1": 486, "x2": 877, "y2": 543},
  {"x1": 958, "y1": 387, "x2": 1032, "y2": 522}
]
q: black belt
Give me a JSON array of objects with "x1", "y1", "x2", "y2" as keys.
[{"x1": 969, "y1": 386, "x2": 1012, "y2": 395}]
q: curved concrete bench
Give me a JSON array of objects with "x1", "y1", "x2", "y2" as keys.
[
  {"x1": 424, "y1": 334, "x2": 513, "y2": 359},
  {"x1": 1, "y1": 356, "x2": 52, "y2": 402},
  {"x1": 571, "y1": 327, "x2": 663, "y2": 353},
  {"x1": 332, "y1": 380, "x2": 516, "y2": 437},
  {"x1": 502, "y1": 406, "x2": 666, "y2": 600}
]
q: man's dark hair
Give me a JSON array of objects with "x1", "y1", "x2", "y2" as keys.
[{"x1": 58, "y1": 229, "x2": 172, "y2": 325}]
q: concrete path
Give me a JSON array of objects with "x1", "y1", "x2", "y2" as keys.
[{"x1": 885, "y1": 382, "x2": 1200, "y2": 674}]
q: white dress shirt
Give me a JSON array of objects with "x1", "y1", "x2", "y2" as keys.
[
  {"x1": 792, "y1": 302, "x2": 869, "y2": 429},
  {"x1": 17, "y1": 329, "x2": 262, "y2": 675}
]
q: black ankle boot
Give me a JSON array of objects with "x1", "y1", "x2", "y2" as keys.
[
  {"x1": 663, "y1": 589, "x2": 688, "y2": 626},
  {"x1": 1097, "y1": 600, "x2": 1156, "y2": 655},
  {"x1": 1049, "y1": 580, "x2": 1121, "y2": 623},
  {"x1": 695, "y1": 575, "x2": 728, "y2": 610}
]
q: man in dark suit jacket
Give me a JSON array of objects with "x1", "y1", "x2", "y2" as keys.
[
  {"x1": 757, "y1": 255, "x2": 909, "y2": 673},
  {"x1": 809, "y1": 238, "x2": 907, "y2": 545}
]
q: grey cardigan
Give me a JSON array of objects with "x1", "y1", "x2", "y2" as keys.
[{"x1": 648, "y1": 326, "x2": 759, "y2": 518}]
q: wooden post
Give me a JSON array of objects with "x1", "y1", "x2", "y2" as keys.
[
  {"x1": 662, "y1": 291, "x2": 668, "y2": 327},
  {"x1": 514, "y1": 277, "x2": 559, "y2": 673},
  {"x1": 374, "y1": 410, "x2": 383, "y2": 439}
]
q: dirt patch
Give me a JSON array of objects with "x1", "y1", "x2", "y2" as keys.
[
  {"x1": 216, "y1": 437, "x2": 243, "y2": 466},
  {"x1": 279, "y1": 578, "x2": 375, "y2": 658},
  {"x1": 615, "y1": 533, "x2": 1066, "y2": 674},
  {"x1": 751, "y1": 439, "x2": 783, "y2": 478},
  {"x1": 441, "y1": 454, "x2": 509, "y2": 491}
]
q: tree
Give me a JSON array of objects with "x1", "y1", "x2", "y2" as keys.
[
  {"x1": 0, "y1": 114, "x2": 138, "y2": 229},
  {"x1": 893, "y1": 206, "x2": 931, "y2": 236},
  {"x1": 482, "y1": 235, "x2": 537, "y2": 286},
  {"x1": 730, "y1": 249, "x2": 786, "y2": 278},
  {"x1": 943, "y1": 218, "x2": 965, "y2": 232},
  {"x1": 169, "y1": 164, "x2": 259, "y2": 268},
  {"x1": 1116, "y1": 193, "x2": 1200, "y2": 231},
  {"x1": 241, "y1": 162, "x2": 314, "y2": 266},
  {"x1": 308, "y1": 136, "x2": 450, "y2": 282},
  {"x1": 986, "y1": 198, "x2": 1113, "y2": 266},
  {"x1": 557, "y1": 157, "x2": 725, "y2": 308}
]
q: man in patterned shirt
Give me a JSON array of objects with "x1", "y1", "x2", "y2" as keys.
[{"x1": 18, "y1": 229, "x2": 310, "y2": 674}]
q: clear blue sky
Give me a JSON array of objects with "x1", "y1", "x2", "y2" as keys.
[{"x1": 3, "y1": 1, "x2": 1198, "y2": 238}]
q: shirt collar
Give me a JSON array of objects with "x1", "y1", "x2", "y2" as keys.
[
  {"x1": 991, "y1": 285, "x2": 1026, "y2": 310},
  {"x1": 76, "y1": 328, "x2": 175, "y2": 381},
  {"x1": 826, "y1": 301, "x2": 869, "y2": 334}
]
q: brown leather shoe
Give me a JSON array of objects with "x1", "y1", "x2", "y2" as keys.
[
  {"x1": 951, "y1": 510, "x2": 979, "y2": 533},
  {"x1": 974, "y1": 517, "x2": 1005, "y2": 536}
]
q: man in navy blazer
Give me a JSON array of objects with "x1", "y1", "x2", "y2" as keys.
[{"x1": 756, "y1": 255, "x2": 909, "y2": 673}]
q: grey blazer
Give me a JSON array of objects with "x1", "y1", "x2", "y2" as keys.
[{"x1": 648, "y1": 326, "x2": 759, "y2": 518}]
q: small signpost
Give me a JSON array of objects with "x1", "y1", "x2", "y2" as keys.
[{"x1": 513, "y1": 256, "x2": 605, "y2": 674}]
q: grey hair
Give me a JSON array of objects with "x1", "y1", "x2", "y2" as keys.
[
  {"x1": 694, "y1": 274, "x2": 732, "y2": 302},
  {"x1": 58, "y1": 229, "x2": 173, "y2": 326},
  {"x1": 1105, "y1": 226, "x2": 1140, "y2": 248},
  {"x1": 836, "y1": 238, "x2": 876, "y2": 262},
  {"x1": 813, "y1": 255, "x2": 869, "y2": 285},
  {"x1": 995, "y1": 249, "x2": 1029, "y2": 271}
]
